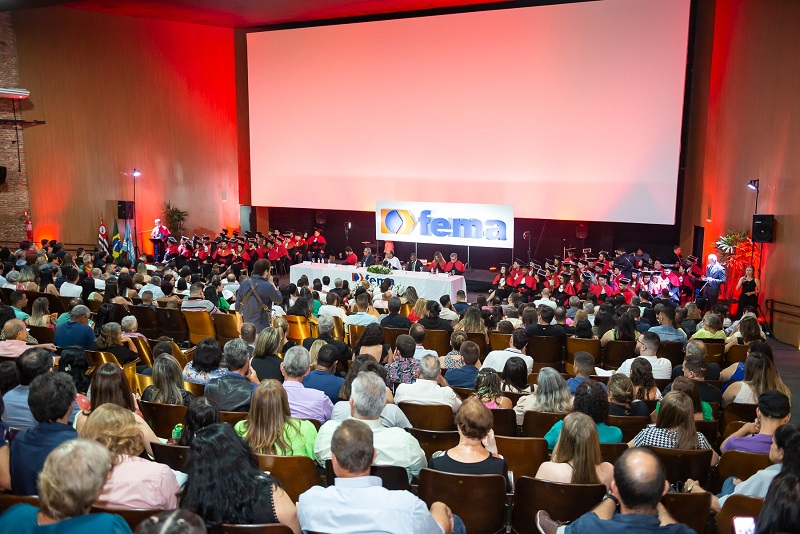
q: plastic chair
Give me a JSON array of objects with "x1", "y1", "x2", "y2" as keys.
[
  {"x1": 284, "y1": 315, "x2": 317, "y2": 345},
  {"x1": 213, "y1": 312, "x2": 242, "y2": 346},
  {"x1": 721, "y1": 403, "x2": 758, "y2": 429},
  {"x1": 566, "y1": 337, "x2": 601, "y2": 366},
  {"x1": 156, "y1": 307, "x2": 190, "y2": 343},
  {"x1": 494, "y1": 436, "x2": 548, "y2": 481},
  {"x1": 521, "y1": 411, "x2": 567, "y2": 438},
  {"x1": 90, "y1": 503, "x2": 162, "y2": 529},
  {"x1": 128, "y1": 336, "x2": 155, "y2": 367},
  {"x1": 490, "y1": 408, "x2": 517, "y2": 437},
  {"x1": 347, "y1": 324, "x2": 365, "y2": 348},
  {"x1": 330, "y1": 315, "x2": 346, "y2": 341},
  {"x1": 725, "y1": 344, "x2": 749, "y2": 366},
  {"x1": 661, "y1": 492, "x2": 712, "y2": 534},
  {"x1": 183, "y1": 311, "x2": 217, "y2": 346},
  {"x1": 606, "y1": 415, "x2": 650, "y2": 442},
  {"x1": 512, "y1": 476, "x2": 606, "y2": 529},
  {"x1": 151, "y1": 442, "x2": 190, "y2": 470},
  {"x1": 139, "y1": 400, "x2": 187, "y2": 439},
  {"x1": 657, "y1": 341, "x2": 685, "y2": 367},
  {"x1": 418, "y1": 468, "x2": 507, "y2": 534},
  {"x1": 398, "y1": 403, "x2": 455, "y2": 431},
  {"x1": 644, "y1": 446, "x2": 713, "y2": 486},
  {"x1": 127, "y1": 305, "x2": 161, "y2": 339},
  {"x1": 254, "y1": 454, "x2": 323, "y2": 502},
  {"x1": 715, "y1": 495, "x2": 763, "y2": 534},
  {"x1": 422, "y1": 329, "x2": 451, "y2": 356},
  {"x1": 406, "y1": 428, "x2": 460, "y2": 462},
  {"x1": 27, "y1": 325, "x2": 55, "y2": 344},
  {"x1": 710, "y1": 450, "x2": 773, "y2": 493},
  {"x1": 466, "y1": 332, "x2": 488, "y2": 358},
  {"x1": 383, "y1": 327, "x2": 407, "y2": 350},
  {"x1": 599, "y1": 442, "x2": 629, "y2": 464},
  {"x1": 603, "y1": 340, "x2": 636, "y2": 369},
  {"x1": 489, "y1": 332, "x2": 512, "y2": 351}
]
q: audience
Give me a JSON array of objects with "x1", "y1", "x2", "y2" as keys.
[
  {"x1": 720, "y1": 390, "x2": 791, "y2": 454},
  {"x1": 171, "y1": 397, "x2": 220, "y2": 446},
  {"x1": 141, "y1": 354, "x2": 195, "y2": 406},
  {"x1": 500, "y1": 355, "x2": 532, "y2": 394},
  {"x1": 251, "y1": 326, "x2": 285, "y2": 382},
  {"x1": 439, "y1": 340, "x2": 481, "y2": 389},
  {"x1": 332, "y1": 360, "x2": 411, "y2": 429},
  {"x1": 566, "y1": 351, "x2": 605, "y2": 395},
  {"x1": 53, "y1": 304, "x2": 95, "y2": 349},
  {"x1": 385, "y1": 334, "x2": 421, "y2": 385},
  {"x1": 205, "y1": 338, "x2": 259, "y2": 412},
  {"x1": 544, "y1": 380, "x2": 622, "y2": 450},
  {"x1": 440, "y1": 330, "x2": 467, "y2": 370},
  {"x1": 183, "y1": 337, "x2": 226, "y2": 384},
  {"x1": 482, "y1": 329, "x2": 533, "y2": 374},
  {"x1": 473, "y1": 368, "x2": 513, "y2": 409},
  {"x1": 302, "y1": 314, "x2": 351, "y2": 365},
  {"x1": 2, "y1": 348, "x2": 57, "y2": 431},
  {"x1": 409, "y1": 323, "x2": 438, "y2": 360},
  {"x1": 394, "y1": 355, "x2": 461, "y2": 413},
  {"x1": 514, "y1": 367, "x2": 572, "y2": 425},
  {"x1": 654, "y1": 376, "x2": 713, "y2": 421},
  {"x1": 280, "y1": 346, "x2": 333, "y2": 423},
  {"x1": 417, "y1": 300, "x2": 454, "y2": 334},
  {"x1": 616, "y1": 331, "x2": 672, "y2": 379},
  {"x1": 607, "y1": 373, "x2": 650, "y2": 417},
  {"x1": 302, "y1": 344, "x2": 345, "y2": 404},
  {"x1": 630, "y1": 357, "x2": 662, "y2": 401},
  {"x1": 722, "y1": 351, "x2": 790, "y2": 407}
]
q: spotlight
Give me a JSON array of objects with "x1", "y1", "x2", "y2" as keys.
[
  {"x1": 747, "y1": 179, "x2": 759, "y2": 191},
  {"x1": 344, "y1": 222, "x2": 351, "y2": 229},
  {"x1": 132, "y1": 168, "x2": 141, "y2": 177}
]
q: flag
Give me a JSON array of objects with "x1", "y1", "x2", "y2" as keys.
[
  {"x1": 98, "y1": 218, "x2": 110, "y2": 255},
  {"x1": 111, "y1": 219, "x2": 122, "y2": 259},
  {"x1": 123, "y1": 219, "x2": 134, "y2": 258}
]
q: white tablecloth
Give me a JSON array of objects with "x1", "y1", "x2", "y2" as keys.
[{"x1": 289, "y1": 263, "x2": 466, "y2": 300}]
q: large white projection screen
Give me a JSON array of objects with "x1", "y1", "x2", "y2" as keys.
[{"x1": 248, "y1": 0, "x2": 690, "y2": 225}]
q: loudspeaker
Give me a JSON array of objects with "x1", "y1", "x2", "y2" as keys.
[
  {"x1": 576, "y1": 223, "x2": 588, "y2": 240},
  {"x1": 315, "y1": 211, "x2": 327, "y2": 225},
  {"x1": 752, "y1": 214, "x2": 775, "y2": 243},
  {"x1": 117, "y1": 200, "x2": 135, "y2": 220},
  {"x1": 0, "y1": 166, "x2": 6, "y2": 184}
]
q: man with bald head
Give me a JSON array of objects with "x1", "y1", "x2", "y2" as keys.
[
  {"x1": 0, "y1": 320, "x2": 55, "y2": 357},
  {"x1": 537, "y1": 448, "x2": 693, "y2": 533}
]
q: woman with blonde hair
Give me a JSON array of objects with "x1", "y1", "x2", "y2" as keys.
[
  {"x1": 251, "y1": 326, "x2": 285, "y2": 382},
  {"x1": 722, "y1": 351, "x2": 790, "y2": 407},
  {"x1": 234, "y1": 379, "x2": 317, "y2": 458},
  {"x1": 454, "y1": 306, "x2": 489, "y2": 339},
  {"x1": 401, "y1": 286, "x2": 419, "y2": 307},
  {"x1": 308, "y1": 339, "x2": 326, "y2": 369},
  {"x1": 272, "y1": 316, "x2": 296, "y2": 354},
  {"x1": 607, "y1": 373, "x2": 650, "y2": 417},
  {"x1": 408, "y1": 297, "x2": 427, "y2": 323},
  {"x1": 18, "y1": 266, "x2": 39, "y2": 292},
  {"x1": 79, "y1": 403, "x2": 180, "y2": 509},
  {"x1": 141, "y1": 354, "x2": 195, "y2": 406},
  {"x1": 27, "y1": 296, "x2": 56, "y2": 328},
  {"x1": 92, "y1": 322, "x2": 138, "y2": 365},
  {"x1": 514, "y1": 367, "x2": 572, "y2": 425},
  {"x1": 473, "y1": 368, "x2": 512, "y2": 409},
  {"x1": 535, "y1": 412, "x2": 614, "y2": 489},
  {"x1": 429, "y1": 251, "x2": 447, "y2": 273}
]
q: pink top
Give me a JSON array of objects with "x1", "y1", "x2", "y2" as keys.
[
  {"x1": 483, "y1": 400, "x2": 499, "y2": 409},
  {"x1": 98, "y1": 455, "x2": 180, "y2": 510},
  {"x1": 0, "y1": 339, "x2": 29, "y2": 358}
]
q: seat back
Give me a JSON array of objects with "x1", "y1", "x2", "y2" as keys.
[
  {"x1": 0, "y1": 494, "x2": 39, "y2": 513},
  {"x1": 521, "y1": 411, "x2": 567, "y2": 438},
  {"x1": 170, "y1": 342, "x2": 190, "y2": 367},
  {"x1": 711, "y1": 450, "x2": 773, "y2": 493},
  {"x1": 451, "y1": 386, "x2": 474, "y2": 401},
  {"x1": 383, "y1": 327, "x2": 407, "y2": 350},
  {"x1": 90, "y1": 503, "x2": 162, "y2": 529},
  {"x1": 489, "y1": 332, "x2": 512, "y2": 351},
  {"x1": 406, "y1": 428, "x2": 460, "y2": 462},
  {"x1": 418, "y1": 468, "x2": 506, "y2": 534},
  {"x1": 27, "y1": 325, "x2": 55, "y2": 344},
  {"x1": 422, "y1": 329, "x2": 451, "y2": 356},
  {"x1": 504, "y1": 390, "x2": 526, "y2": 408},
  {"x1": 183, "y1": 311, "x2": 217, "y2": 345},
  {"x1": 721, "y1": 402, "x2": 758, "y2": 429},
  {"x1": 139, "y1": 400, "x2": 187, "y2": 439},
  {"x1": 347, "y1": 324, "x2": 365, "y2": 348},
  {"x1": 399, "y1": 303, "x2": 412, "y2": 317},
  {"x1": 151, "y1": 442, "x2": 190, "y2": 471},
  {"x1": 494, "y1": 436, "x2": 548, "y2": 481},
  {"x1": 183, "y1": 380, "x2": 206, "y2": 397},
  {"x1": 490, "y1": 408, "x2": 517, "y2": 437},
  {"x1": 661, "y1": 492, "x2": 712, "y2": 534},
  {"x1": 606, "y1": 415, "x2": 650, "y2": 442},
  {"x1": 705, "y1": 342, "x2": 725, "y2": 366},
  {"x1": 127, "y1": 305, "x2": 161, "y2": 339},
  {"x1": 603, "y1": 340, "x2": 637, "y2": 369},
  {"x1": 111, "y1": 303, "x2": 129, "y2": 324},
  {"x1": 466, "y1": 332, "x2": 488, "y2": 358},
  {"x1": 512, "y1": 476, "x2": 606, "y2": 527},
  {"x1": 0, "y1": 288, "x2": 12, "y2": 305},
  {"x1": 528, "y1": 336, "x2": 563, "y2": 366},
  {"x1": 715, "y1": 495, "x2": 763, "y2": 534},
  {"x1": 725, "y1": 344, "x2": 749, "y2": 366},
  {"x1": 644, "y1": 446, "x2": 713, "y2": 486},
  {"x1": 599, "y1": 442, "x2": 629, "y2": 464},
  {"x1": 221, "y1": 524, "x2": 295, "y2": 533},
  {"x1": 156, "y1": 307, "x2": 189, "y2": 343},
  {"x1": 219, "y1": 411, "x2": 249, "y2": 426},
  {"x1": 284, "y1": 315, "x2": 314, "y2": 345},
  {"x1": 657, "y1": 341, "x2": 685, "y2": 367},
  {"x1": 133, "y1": 373, "x2": 154, "y2": 396},
  {"x1": 325, "y1": 460, "x2": 411, "y2": 491},
  {"x1": 254, "y1": 454, "x2": 323, "y2": 502},
  {"x1": 398, "y1": 403, "x2": 455, "y2": 431},
  {"x1": 565, "y1": 337, "x2": 601, "y2": 365},
  {"x1": 128, "y1": 336, "x2": 154, "y2": 367},
  {"x1": 695, "y1": 419, "x2": 719, "y2": 447},
  {"x1": 330, "y1": 315, "x2": 346, "y2": 341},
  {"x1": 213, "y1": 312, "x2": 242, "y2": 346}
]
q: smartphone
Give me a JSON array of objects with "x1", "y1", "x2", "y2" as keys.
[{"x1": 733, "y1": 517, "x2": 756, "y2": 534}]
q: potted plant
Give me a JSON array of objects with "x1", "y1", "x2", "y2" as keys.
[{"x1": 163, "y1": 201, "x2": 189, "y2": 237}]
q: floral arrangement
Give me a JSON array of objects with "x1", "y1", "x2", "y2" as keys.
[{"x1": 366, "y1": 265, "x2": 392, "y2": 275}]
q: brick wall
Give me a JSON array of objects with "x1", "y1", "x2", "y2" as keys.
[{"x1": 0, "y1": 12, "x2": 31, "y2": 243}]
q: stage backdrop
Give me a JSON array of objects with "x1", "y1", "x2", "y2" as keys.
[
  {"x1": 247, "y1": 0, "x2": 691, "y2": 225},
  {"x1": 376, "y1": 201, "x2": 514, "y2": 249}
]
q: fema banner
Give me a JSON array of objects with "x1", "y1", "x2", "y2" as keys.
[{"x1": 376, "y1": 201, "x2": 514, "y2": 249}]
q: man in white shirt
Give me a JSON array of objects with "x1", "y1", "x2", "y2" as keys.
[
  {"x1": 533, "y1": 288, "x2": 558, "y2": 310},
  {"x1": 583, "y1": 301, "x2": 596, "y2": 325},
  {"x1": 138, "y1": 275, "x2": 165, "y2": 299},
  {"x1": 482, "y1": 329, "x2": 533, "y2": 374},
  {"x1": 314, "y1": 372, "x2": 427, "y2": 479},
  {"x1": 383, "y1": 250, "x2": 402, "y2": 270},
  {"x1": 318, "y1": 292, "x2": 348, "y2": 323},
  {"x1": 410, "y1": 323, "x2": 438, "y2": 361},
  {"x1": 394, "y1": 355, "x2": 462, "y2": 413},
  {"x1": 438, "y1": 295, "x2": 459, "y2": 323},
  {"x1": 616, "y1": 331, "x2": 673, "y2": 379},
  {"x1": 343, "y1": 293, "x2": 378, "y2": 334},
  {"x1": 58, "y1": 269, "x2": 83, "y2": 298}
]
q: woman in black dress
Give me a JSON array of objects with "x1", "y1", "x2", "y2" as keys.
[{"x1": 735, "y1": 264, "x2": 761, "y2": 318}]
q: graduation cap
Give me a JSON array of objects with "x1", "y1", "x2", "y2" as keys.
[
  {"x1": 578, "y1": 259, "x2": 588, "y2": 267},
  {"x1": 651, "y1": 269, "x2": 662, "y2": 276},
  {"x1": 536, "y1": 269, "x2": 547, "y2": 277},
  {"x1": 221, "y1": 229, "x2": 229, "y2": 235},
  {"x1": 599, "y1": 250, "x2": 609, "y2": 256},
  {"x1": 293, "y1": 230, "x2": 303, "y2": 235},
  {"x1": 586, "y1": 257, "x2": 597, "y2": 262},
  {"x1": 202, "y1": 234, "x2": 210, "y2": 240},
  {"x1": 581, "y1": 272, "x2": 593, "y2": 280},
  {"x1": 553, "y1": 255, "x2": 562, "y2": 261},
  {"x1": 640, "y1": 270, "x2": 652, "y2": 277},
  {"x1": 563, "y1": 261, "x2": 575, "y2": 268},
  {"x1": 582, "y1": 248, "x2": 592, "y2": 254},
  {"x1": 565, "y1": 247, "x2": 576, "y2": 252},
  {"x1": 167, "y1": 237, "x2": 177, "y2": 243},
  {"x1": 245, "y1": 231, "x2": 254, "y2": 239},
  {"x1": 595, "y1": 261, "x2": 606, "y2": 269},
  {"x1": 232, "y1": 230, "x2": 240, "y2": 237},
  {"x1": 597, "y1": 272, "x2": 609, "y2": 280},
  {"x1": 531, "y1": 263, "x2": 542, "y2": 270},
  {"x1": 663, "y1": 264, "x2": 673, "y2": 271},
  {"x1": 619, "y1": 277, "x2": 631, "y2": 284},
  {"x1": 180, "y1": 236, "x2": 190, "y2": 242},
  {"x1": 514, "y1": 258, "x2": 525, "y2": 265},
  {"x1": 546, "y1": 264, "x2": 556, "y2": 272},
  {"x1": 687, "y1": 255, "x2": 699, "y2": 263},
  {"x1": 248, "y1": 238, "x2": 257, "y2": 244},
  {"x1": 313, "y1": 227, "x2": 323, "y2": 233}
]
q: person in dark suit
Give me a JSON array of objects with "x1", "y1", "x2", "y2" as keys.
[
  {"x1": 701, "y1": 253, "x2": 727, "y2": 308},
  {"x1": 407, "y1": 253, "x2": 424, "y2": 272},
  {"x1": 302, "y1": 314, "x2": 351, "y2": 367},
  {"x1": 380, "y1": 297, "x2": 412, "y2": 329},
  {"x1": 360, "y1": 247, "x2": 375, "y2": 267}
]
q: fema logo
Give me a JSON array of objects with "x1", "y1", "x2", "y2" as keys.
[{"x1": 380, "y1": 210, "x2": 417, "y2": 235}]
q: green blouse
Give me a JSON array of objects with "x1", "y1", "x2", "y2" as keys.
[{"x1": 234, "y1": 418, "x2": 317, "y2": 458}]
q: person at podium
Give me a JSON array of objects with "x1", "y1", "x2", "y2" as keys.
[{"x1": 150, "y1": 218, "x2": 170, "y2": 261}]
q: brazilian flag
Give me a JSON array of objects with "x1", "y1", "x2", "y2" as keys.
[{"x1": 111, "y1": 219, "x2": 122, "y2": 259}]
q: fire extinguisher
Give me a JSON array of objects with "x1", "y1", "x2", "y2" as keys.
[{"x1": 24, "y1": 210, "x2": 33, "y2": 241}]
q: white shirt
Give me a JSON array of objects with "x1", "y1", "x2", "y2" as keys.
[
  {"x1": 318, "y1": 304, "x2": 348, "y2": 323},
  {"x1": 482, "y1": 347, "x2": 533, "y2": 374},
  {"x1": 616, "y1": 354, "x2": 673, "y2": 380},
  {"x1": 59, "y1": 281, "x2": 82, "y2": 298},
  {"x1": 413, "y1": 345, "x2": 438, "y2": 361},
  {"x1": 394, "y1": 379, "x2": 462, "y2": 413},
  {"x1": 314, "y1": 417, "x2": 427, "y2": 478},
  {"x1": 439, "y1": 307, "x2": 459, "y2": 322},
  {"x1": 385, "y1": 256, "x2": 402, "y2": 270},
  {"x1": 344, "y1": 311, "x2": 379, "y2": 332},
  {"x1": 533, "y1": 298, "x2": 557, "y2": 310}
]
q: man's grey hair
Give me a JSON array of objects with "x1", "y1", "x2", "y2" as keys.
[
  {"x1": 120, "y1": 315, "x2": 138, "y2": 332},
  {"x1": 91, "y1": 268, "x2": 102, "y2": 278},
  {"x1": 318, "y1": 314, "x2": 334, "y2": 336},
  {"x1": 419, "y1": 354, "x2": 441, "y2": 380},
  {"x1": 568, "y1": 296, "x2": 580, "y2": 308},
  {"x1": 351, "y1": 371, "x2": 387, "y2": 419},
  {"x1": 685, "y1": 339, "x2": 707, "y2": 359},
  {"x1": 150, "y1": 275, "x2": 162, "y2": 286},
  {"x1": 283, "y1": 346, "x2": 311, "y2": 377},
  {"x1": 223, "y1": 338, "x2": 250, "y2": 371},
  {"x1": 70, "y1": 305, "x2": 90, "y2": 320},
  {"x1": 583, "y1": 302, "x2": 595, "y2": 314},
  {"x1": 334, "y1": 277, "x2": 343, "y2": 288}
]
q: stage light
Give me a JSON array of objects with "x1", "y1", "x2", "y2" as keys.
[
  {"x1": 345, "y1": 222, "x2": 351, "y2": 229},
  {"x1": 132, "y1": 168, "x2": 141, "y2": 177},
  {"x1": 747, "y1": 179, "x2": 759, "y2": 191}
]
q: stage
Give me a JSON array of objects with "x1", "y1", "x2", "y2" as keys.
[{"x1": 463, "y1": 269, "x2": 497, "y2": 294}]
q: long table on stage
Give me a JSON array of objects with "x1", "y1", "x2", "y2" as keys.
[{"x1": 289, "y1": 263, "x2": 466, "y2": 300}]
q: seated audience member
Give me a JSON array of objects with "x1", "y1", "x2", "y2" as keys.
[
  {"x1": 453, "y1": 290, "x2": 469, "y2": 314},
  {"x1": 439, "y1": 295, "x2": 459, "y2": 323},
  {"x1": 753, "y1": 472, "x2": 800, "y2": 534},
  {"x1": 567, "y1": 352, "x2": 606, "y2": 395},
  {"x1": 235, "y1": 379, "x2": 317, "y2": 458},
  {"x1": 302, "y1": 314, "x2": 351, "y2": 366},
  {"x1": 720, "y1": 390, "x2": 791, "y2": 454},
  {"x1": 410, "y1": 323, "x2": 439, "y2": 360},
  {"x1": 0, "y1": 319, "x2": 55, "y2": 358},
  {"x1": 0, "y1": 440, "x2": 131, "y2": 532},
  {"x1": 536, "y1": 448, "x2": 693, "y2": 534},
  {"x1": 725, "y1": 315, "x2": 764, "y2": 353},
  {"x1": 240, "y1": 322, "x2": 257, "y2": 354},
  {"x1": 78, "y1": 403, "x2": 179, "y2": 509},
  {"x1": 441, "y1": 330, "x2": 468, "y2": 370},
  {"x1": 565, "y1": 296, "x2": 581, "y2": 320},
  {"x1": 684, "y1": 423, "x2": 800, "y2": 513},
  {"x1": 353, "y1": 323, "x2": 390, "y2": 363},
  {"x1": 607, "y1": 373, "x2": 651, "y2": 417},
  {"x1": 654, "y1": 377, "x2": 714, "y2": 421},
  {"x1": 344, "y1": 292, "x2": 379, "y2": 333},
  {"x1": 2, "y1": 348, "x2": 58, "y2": 431},
  {"x1": 281, "y1": 346, "x2": 333, "y2": 423},
  {"x1": 553, "y1": 306, "x2": 573, "y2": 335},
  {"x1": 141, "y1": 354, "x2": 195, "y2": 406},
  {"x1": 482, "y1": 329, "x2": 533, "y2": 374},
  {"x1": 628, "y1": 305, "x2": 651, "y2": 334},
  {"x1": 473, "y1": 368, "x2": 512, "y2": 409},
  {"x1": 671, "y1": 339, "x2": 721, "y2": 381},
  {"x1": 180, "y1": 281, "x2": 219, "y2": 313},
  {"x1": 332, "y1": 360, "x2": 411, "y2": 429},
  {"x1": 417, "y1": 300, "x2": 454, "y2": 334},
  {"x1": 318, "y1": 291, "x2": 348, "y2": 324},
  {"x1": 205, "y1": 338, "x2": 259, "y2": 412},
  {"x1": 630, "y1": 392, "x2": 719, "y2": 466},
  {"x1": 183, "y1": 337, "x2": 227, "y2": 384},
  {"x1": 303, "y1": 344, "x2": 345, "y2": 404},
  {"x1": 443, "y1": 340, "x2": 482, "y2": 389},
  {"x1": 134, "y1": 510, "x2": 207, "y2": 533},
  {"x1": 138, "y1": 275, "x2": 165, "y2": 299},
  {"x1": 514, "y1": 367, "x2": 573, "y2": 425},
  {"x1": 119, "y1": 315, "x2": 147, "y2": 341},
  {"x1": 53, "y1": 304, "x2": 96, "y2": 349},
  {"x1": 92, "y1": 322, "x2": 139, "y2": 365},
  {"x1": 501, "y1": 356, "x2": 532, "y2": 394},
  {"x1": 429, "y1": 398, "x2": 510, "y2": 488},
  {"x1": 722, "y1": 350, "x2": 790, "y2": 407},
  {"x1": 385, "y1": 334, "x2": 421, "y2": 386},
  {"x1": 691, "y1": 312, "x2": 727, "y2": 340},
  {"x1": 454, "y1": 306, "x2": 489, "y2": 342},
  {"x1": 663, "y1": 352, "x2": 722, "y2": 404},
  {"x1": 139, "y1": 290, "x2": 157, "y2": 309},
  {"x1": 616, "y1": 331, "x2": 672, "y2": 379},
  {"x1": 170, "y1": 397, "x2": 220, "y2": 446},
  {"x1": 630, "y1": 357, "x2": 662, "y2": 401},
  {"x1": 533, "y1": 288, "x2": 557, "y2": 310},
  {"x1": 57, "y1": 268, "x2": 83, "y2": 298},
  {"x1": 180, "y1": 423, "x2": 301, "y2": 532},
  {"x1": 300, "y1": 419, "x2": 459, "y2": 534},
  {"x1": 600, "y1": 313, "x2": 639, "y2": 347},
  {"x1": 544, "y1": 380, "x2": 622, "y2": 450},
  {"x1": 648, "y1": 306, "x2": 688, "y2": 349},
  {"x1": 381, "y1": 296, "x2": 412, "y2": 329},
  {"x1": 251, "y1": 326, "x2": 285, "y2": 383},
  {"x1": 394, "y1": 355, "x2": 462, "y2": 413},
  {"x1": 9, "y1": 291, "x2": 30, "y2": 321},
  {"x1": 314, "y1": 372, "x2": 427, "y2": 479},
  {"x1": 11, "y1": 371, "x2": 78, "y2": 497},
  {"x1": 573, "y1": 318, "x2": 595, "y2": 339},
  {"x1": 525, "y1": 305, "x2": 567, "y2": 348},
  {"x1": 536, "y1": 412, "x2": 614, "y2": 489}
]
